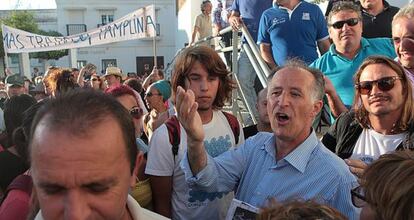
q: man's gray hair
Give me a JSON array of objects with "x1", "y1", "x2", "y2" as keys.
[
  {"x1": 273, "y1": 59, "x2": 325, "y2": 102},
  {"x1": 393, "y1": 4, "x2": 414, "y2": 24},
  {"x1": 327, "y1": 1, "x2": 362, "y2": 25}
]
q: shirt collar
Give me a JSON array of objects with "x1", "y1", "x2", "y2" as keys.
[{"x1": 261, "y1": 130, "x2": 320, "y2": 173}]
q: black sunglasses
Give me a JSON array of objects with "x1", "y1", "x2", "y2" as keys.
[
  {"x1": 356, "y1": 76, "x2": 402, "y2": 95},
  {"x1": 329, "y1": 18, "x2": 359, "y2": 29},
  {"x1": 351, "y1": 186, "x2": 366, "y2": 208},
  {"x1": 130, "y1": 107, "x2": 143, "y2": 119},
  {"x1": 145, "y1": 91, "x2": 161, "y2": 97}
]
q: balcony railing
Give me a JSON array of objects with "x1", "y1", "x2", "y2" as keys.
[{"x1": 66, "y1": 24, "x2": 87, "y2": 36}]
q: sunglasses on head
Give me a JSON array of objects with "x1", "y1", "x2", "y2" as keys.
[
  {"x1": 330, "y1": 18, "x2": 359, "y2": 29},
  {"x1": 356, "y1": 76, "x2": 402, "y2": 95},
  {"x1": 145, "y1": 92, "x2": 161, "y2": 97},
  {"x1": 130, "y1": 107, "x2": 143, "y2": 119}
]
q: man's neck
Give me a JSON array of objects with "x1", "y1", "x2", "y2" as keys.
[
  {"x1": 364, "y1": 2, "x2": 385, "y2": 16},
  {"x1": 369, "y1": 111, "x2": 403, "y2": 135},
  {"x1": 279, "y1": 0, "x2": 300, "y2": 10},
  {"x1": 336, "y1": 44, "x2": 361, "y2": 60},
  {"x1": 257, "y1": 123, "x2": 272, "y2": 133},
  {"x1": 198, "y1": 109, "x2": 214, "y2": 124},
  {"x1": 274, "y1": 129, "x2": 311, "y2": 161}
]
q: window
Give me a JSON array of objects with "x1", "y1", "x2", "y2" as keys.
[
  {"x1": 10, "y1": 54, "x2": 19, "y2": 64},
  {"x1": 77, "y1": 60, "x2": 87, "y2": 68},
  {"x1": 100, "y1": 13, "x2": 114, "y2": 25},
  {"x1": 102, "y1": 59, "x2": 117, "y2": 72}
]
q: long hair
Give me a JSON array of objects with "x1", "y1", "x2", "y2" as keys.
[
  {"x1": 171, "y1": 45, "x2": 235, "y2": 109},
  {"x1": 352, "y1": 56, "x2": 414, "y2": 131}
]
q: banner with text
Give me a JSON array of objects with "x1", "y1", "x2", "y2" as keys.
[{"x1": 2, "y1": 5, "x2": 156, "y2": 53}]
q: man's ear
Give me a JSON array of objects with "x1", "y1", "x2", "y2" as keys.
[
  {"x1": 130, "y1": 152, "x2": 144, "y2": 188},
  {"x1": 311, "y1": 99, "x2": 324, "y2": 118}
]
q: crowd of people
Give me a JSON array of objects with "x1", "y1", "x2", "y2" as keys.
[{"x1": 0, "y1": 0, "x2": 413, "y2": 219}]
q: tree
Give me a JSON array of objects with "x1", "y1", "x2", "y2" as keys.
[{"x1": 0, "y1": 10, "x2": 39, "y2": 57}]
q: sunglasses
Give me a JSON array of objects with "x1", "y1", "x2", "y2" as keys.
[
  {"x1": 130, "y1": 107, "x2": 143, "y2": 119},
  {"x1": 351, "y1": 186, "x2": 366, "y2": 208},
  {"x1": 91, "y1": 78, "x2": 100, "y2": 81},
  {"x1": 356, "y1": 76, "x2": 401, "y2": 95},
  {"x1": 329, "y1": 18, "x2": 359, "y2": 29},
  {"x1": 145, "y1": 92, "x2": 161, "y2": 97}
]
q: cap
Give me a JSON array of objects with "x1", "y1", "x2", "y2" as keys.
[
  {"x1": 152, "y1": 80, "x2": 171, "y2": 101},
  {"x1": 5, "y1": 74, "x2": 24, "y2": 87},
  {"x1": 104, "y1": 66, "x2": 123, "y2": 78}
]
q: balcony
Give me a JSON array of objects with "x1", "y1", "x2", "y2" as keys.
[{"x1": 66, "y1": 24, "x2": 87, "y2": 36}]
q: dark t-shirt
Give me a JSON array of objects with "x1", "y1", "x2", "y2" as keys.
[{"x1": 0, "y1": 151, "x2": 27, "y2": 191}]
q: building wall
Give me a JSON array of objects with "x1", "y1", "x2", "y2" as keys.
[{"x1": 54, "y1": 0, "x2": 177, "y2": 75}]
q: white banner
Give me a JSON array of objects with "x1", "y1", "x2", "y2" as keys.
[{"x1": 2, "y1": 5, "x2": 156, "y2": 53}]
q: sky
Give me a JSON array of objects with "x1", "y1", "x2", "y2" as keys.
[{"x1": 0, "y1": 0, "x2": 57, "y2": 10}]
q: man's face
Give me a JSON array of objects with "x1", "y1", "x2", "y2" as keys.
[
  {"x1": 267, "y1": 68, "x2": 321, "y2": 142},
  {"x1": 360, "y1": 0, "x2": 382, "y2": 10},
  {"x1": 329, "y1": 11, "x2": 363, "y2": 53},
  {"x1": 185, "y1": 61, "x2": 219, "y2": 112},
  {"x1": 392, "y1": 17, "x2": 414, "y2": 69},
  {"x1": 6, "y1": 85, "x2": 25, "y2": 97},
  {"x1": 105, "y1": 75, "x2": 120, "y2": 87},
  {"x1": 204, "y1": 2, "x2": 212, "y2": 15},
  {"x1": 359, "y1": 63, "x2": 404, "y2": 117},
  {"x1": 31, "y1": 118, "x2": 136, "y2": 220},
  {"x1": 257, "y1": 89, "x2": 270, "y2": 125}
]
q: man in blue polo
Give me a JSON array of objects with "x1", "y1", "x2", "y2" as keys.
[
  {"x1": 229, "y1": 0, "x2": 272, "y2": 123},
  {"x1": 258, "y1": 0, "x2": 330, "y2": 68},
  {"x1": 310, "y1": 1, "x2": 396, "y2": 118}
]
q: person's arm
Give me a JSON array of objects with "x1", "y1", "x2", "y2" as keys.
[
  {"x1": 149, "y1": 176, "x2": 172, "y2": 218},
  {"x1": 77, "y1": 67, "x2": 87, "y2": 87},
  {"x1": 324, "y1": 76, "x2": 348, "y2": 118},
  {"x1": 260, "y1": 44, "x2": 277, "y2": 71},
  {"x1": 317, "y1": 39, "x2": 331, "y2": 56},
  {"x1": 142, "y1": 67, "x2": 160, "y2": 91},
  {"x1": 175, "y1": 86, "x2": 206, "y2": 174}
]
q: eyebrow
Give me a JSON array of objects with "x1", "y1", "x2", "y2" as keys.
[{"x1": 38, "y1": 177, "x2": 118, "y2": 189}]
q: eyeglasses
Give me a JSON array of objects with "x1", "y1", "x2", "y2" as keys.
[
  {"x1": 356, "y1": 76, "x2": 402, "y2": 95},
  {"x1": 91, "y1": 78, "x2": 100, "y2": 81},
  {"x1": 329, "y1": 18, "x2": 359, "y2": 29},
  {"x1": 145, "y1": 92, "x2": 161, "y2": 97},
  {"x1": 130, "y1": 107, "x2": 143, "y2": 119},
  {"x1": 351, "y1": 186, "x2": 366, "y2": 208}
]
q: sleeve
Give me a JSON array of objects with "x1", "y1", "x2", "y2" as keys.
[
  {"x1": 237, "y1": 120, "x2": 245, "y2": 147},
  {"x1": 257, "y1": 11, "x2": 271, "y2": 45},
  {"x1": 315, "y1": 5, "x2": 329, "y2": 41},
  {"x1": 180, "y1": 136, "x2": 259, "y2": 193},
  {"x1": 330, "y1": 177, "x2": 360, "y2": 220},
  {"x1": 230, "y1": 0, "x2": 239, "y2": 13},
  {"x1": 194, "y1": 15, "x2": 202, "y2": 29},
  {"x1": 145, "y1": 125, "x2": 175, "y2": 176},
  {"x1": 321, "y1": 111, "x2": 349, "y2": 153}
]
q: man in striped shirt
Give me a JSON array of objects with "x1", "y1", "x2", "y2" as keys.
[{"x1": 176, "y1": 60, "x2": 359, "y2": 219}]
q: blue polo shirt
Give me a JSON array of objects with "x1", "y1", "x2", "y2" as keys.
[
  {"x1": 257, "y1": 1, "x2": 329, "y2": 65},
  {"x1": 310, "y1": 37, "x2": 396, "y2": 106},
  {"x1": 231, "y1": 0, "x2": 272, "y2": 42}
]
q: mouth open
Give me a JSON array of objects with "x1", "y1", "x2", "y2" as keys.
[{"x1": 276, "y1": 113, "x2": 290, "y2": 124}]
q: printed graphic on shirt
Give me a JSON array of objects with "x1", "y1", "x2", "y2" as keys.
[{"x1": 186, "y1": 134, "x2": 232, "y2": 206}]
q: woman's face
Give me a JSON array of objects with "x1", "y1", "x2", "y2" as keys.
[
  {"x1": 144, "y1": 86, "x2": 163, "y2": 110},
  {"x1": 90, "y1": 76, "x2": 102, "y2": 90},
  {"x1": 116, "y1": 94, "x2": 143, "y2": 136}
]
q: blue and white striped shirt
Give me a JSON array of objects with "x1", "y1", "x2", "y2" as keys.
[{"x1": 181, "y1": 131, "x2": 359, "y2": 220}]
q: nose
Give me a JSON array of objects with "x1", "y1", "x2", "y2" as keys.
[
  {"x1": 370, "y1": 83, "x2": 382, "y2": 95},
  {"x1": 64, "y1": 190, "x2": 90, "y2": 220},
  {"x1": 401, "y1": 37, "x2": 414, "y2": 52},
  {"x1": 200, "y1": 79, "x2": 208, "y2": 91},
  {"x1": 276, "y1": 92, "x2": 289, "y2": 107}
]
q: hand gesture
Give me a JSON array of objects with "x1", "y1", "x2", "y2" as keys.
[
  {"x1": 175, "y1": 86, "x2": 204, "y2": 143},
  {"x1": 345, "y1": 159, "x2": 368, "y2": 180},
  {"x1": 229, "y1": 15, "x2": 242, "y2": 30}
]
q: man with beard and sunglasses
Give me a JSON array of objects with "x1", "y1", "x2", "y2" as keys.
[
  {"x1": 310, "y1": 1, "x2": 396, "y2": 119},
  {"x1": 322, "y1": 56, "x2": 414, "y2": 180}
]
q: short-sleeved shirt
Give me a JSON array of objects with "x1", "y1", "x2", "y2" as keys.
[
  {"x1": 257, "y1": 1, "x2": 329, "y2": 65},
  {"x1": 310, "y1": 37, "x2": 396, "y2": 106},
  {"x1": 231, "y1": 0, "x2": 272, "y2": 42},
  {"x1": 194, "y1": 13, "x2": 213, "y2": 45}
]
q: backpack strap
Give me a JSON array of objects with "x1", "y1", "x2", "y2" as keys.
[
  {"x1": 165, "y1": 116, "x2": 181, "y2": 159},
  {"x1": 222, "y1": 111, "x2": 240, "y2": 145}
]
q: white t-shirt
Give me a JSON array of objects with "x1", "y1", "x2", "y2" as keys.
[
  {"x1": 351, "y1": 128, "x2": 406, "y2": 164},
  {"x1": 145, "y1": 111, "x2": 244, "y2": 220}
]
